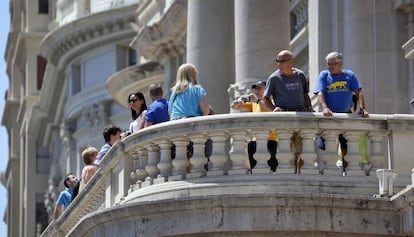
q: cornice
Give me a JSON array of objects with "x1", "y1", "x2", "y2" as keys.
[
  {"x1": 4, "y1": 32, "x2": 18, "y2": 76},
  {"x1": 34, "y1": 4, "x2": 139, "y2": 142},
  {"x1": 1, "y1": 99, "x2": 20, "y2": 128},
  {"x1": 39, "y1": 3, "x2": 139, "y2": 69},
  {"x1": 133, "y1": 0, "x2": 187, "y2": 61},
  {"x1": 394, "y1": 0, "x2": 414, "y2": 12},
  {"x1": 402, "y1": 37, "x2": 414, "y2": 59},
  {"x1": 106, "y1": 61, "x2": 164, "y2": 108}
]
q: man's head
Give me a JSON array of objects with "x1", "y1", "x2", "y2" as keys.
[
  {"x1": 149, "y1": 83, "x2": 163, "y2": 101},
  {"x1": 251, "y1": 81, "x2": 266, "y2": 99},
  {"x1": 325, "y1": 52, "x2": 343, "y2": 75},
  {"x1": 102, "y1": 125, "x2": 122, "y2": 145},
  {"x1": 64, "y1": 173, "x2": 78, "y2": 189},
  {"x1": 276, "y1": 50, "x2": 294, "y2": 74}
]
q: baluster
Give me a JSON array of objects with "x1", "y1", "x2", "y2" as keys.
[
  {"x1": 314, "y1": 133, "x2": 326, "y2": 175},
  {"x1": 252, "y1": 129, "x2": 272, "y2": 174},
  {"x1": 343, "y1": 131, "x2": 365, "y2": 175},
  {"x1": 275, "y1": 129, "x2": 291, "y2": 174},
  {"x1": 299, "y1": 129, "x2": 317, "y2": 174},
  {"x1": 369, "y1": 131, "x2": 387, "y2": 169},
  {"x1": 129, "y1": 150, "x2": 139, "y2": 183},
  {"x1": 188, "y1": 134, "x2": 208, "y2": 178},
  {"x1": 208, "y1": 131, "x2": 229, "y2": 176},
  {"x1": 135, "y1": 149, "x2": 148, "y2": 188},
  {"x1": 228, "y1": 130, "x2": 249, "y2": 175},
  {"x1": 170, "y1": 138, "x2": 189, "y2": 180},
  {"x1": 157, "y1": 140, "x2": 173, "y2": 181},
  {"x1": 145, "y1": 144, "x2": 160, "y2": 183},
  {"x1": 321, "y1": 130, "x2": 341, "y2": 175}
]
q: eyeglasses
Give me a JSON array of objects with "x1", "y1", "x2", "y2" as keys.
[
  {"x1": 275, "y1": 58, "x2": 291, "y2": 63},
  {"x1": 129, "y1": 98, "x2": 138, "y2": 103},
  {"x1": 327, "y1": 62, "x2": 340, "y2": 67}
]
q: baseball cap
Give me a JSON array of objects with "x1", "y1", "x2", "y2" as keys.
[{"x1": 251, "y1": 81, "x2": 266, "y2": 89}]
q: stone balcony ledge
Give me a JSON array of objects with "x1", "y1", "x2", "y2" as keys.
[{"x1": 41, "y1": 112, "x2": 414, "y2": 237}]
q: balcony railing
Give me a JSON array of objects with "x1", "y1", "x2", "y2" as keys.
[{"x1": 41, "y1": 112, "x2": 414, "y2": 236}]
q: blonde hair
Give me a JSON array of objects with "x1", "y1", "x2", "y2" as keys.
[
  {"x1": 172, "y1": 63, "x2": 199, "y2": 94},
  {"x1": 82, "y1": 146, "x2": 98, "y2": 165}
]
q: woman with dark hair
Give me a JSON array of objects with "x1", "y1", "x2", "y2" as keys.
[{"x1": 128, "y1": 91, "x2": 147, "y2": 134}]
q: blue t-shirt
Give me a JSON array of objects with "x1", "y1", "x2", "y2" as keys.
[
  {"x1": 313, "y1": 70, "x2": 362, "y2": 113},
  {"x1": 169, "y1": 85, "x2": 207, "y2": 120},
  {"x1": 145, "y1": 99, "x2": 169, "y2": 124},
  {"x1": 56, "y1": 189, "x2": 72, "y2": 209}
]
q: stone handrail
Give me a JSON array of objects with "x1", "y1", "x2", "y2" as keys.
[{"x1": 41, "y1": 112, "x2": 414, "y2": 236}]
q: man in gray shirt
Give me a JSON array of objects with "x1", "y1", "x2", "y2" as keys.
[{"x1": 263, "y1": 50, "x2": 312, "y2": 112}]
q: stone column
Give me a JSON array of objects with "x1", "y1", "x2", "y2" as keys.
[
  {"x1": 24, "y1": 135, "x2": 37, "y2": 237},
  {"x1": 343, "y1": 0, "x2": 373, "y2": 110},
  {"x1": 234, "y1": 0, "x2": 289, "y2": 88},
  {"x1": 343, "y1": 0, "x2": 409, "y2": 113},
  {"x1": 308, "y1": 0, "x2": 336, "y2": 102},
  {"x1": 187, "y1": 0, "x2": 235, "y2": 114}
]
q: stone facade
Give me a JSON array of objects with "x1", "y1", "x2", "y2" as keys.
[{"x1": 2, "y1": 0, "x2": 414, "y2": 237}]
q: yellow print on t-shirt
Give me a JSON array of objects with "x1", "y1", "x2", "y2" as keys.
[{"x1": 327, "y1": 81, "x2": 348, "y2": 93}]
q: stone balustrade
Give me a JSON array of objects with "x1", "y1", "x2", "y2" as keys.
[{"x1": 41, "y1": 112, "x2": 414, "y2": 237}]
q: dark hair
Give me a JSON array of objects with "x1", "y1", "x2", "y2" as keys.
[
  {"x1": 128, "y1": 92, "x2": 147, "y2": 120},
  {"x1": 102, "y1": 125, "x2": 122, "y2": 143},
  {"x1": 149, "y1": 83, "x2": 163, "y2": 97},
  {"x1": 64, "y1": 173, "x2": 74, "y2": 189}
]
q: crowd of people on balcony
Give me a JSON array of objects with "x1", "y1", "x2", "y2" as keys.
[{"x1": 53, "y1": 49, "x2": 370, "y2": 221}]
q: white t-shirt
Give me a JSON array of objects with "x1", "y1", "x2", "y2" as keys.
[{"x1": 129, "y1": 114, "x2": 142, "y2": 134}]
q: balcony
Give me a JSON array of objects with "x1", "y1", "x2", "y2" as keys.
[{"x1": 41, "y1": 112, "x2": 414, "y2": 236}]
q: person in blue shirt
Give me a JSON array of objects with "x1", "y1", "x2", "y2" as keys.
[
  {"x1": 145, "y1": 83, "x2": 170, "y2": 127},
  {"x1": 314, "y1": 51, "x2": 369, "y2": 117},
  {"x1": 53, "y1": 173, "x2": 78, "y2": 220},
  {"x1": 169, "y1": 63, "x2": 210, "y2": 120},
  {"x1": 96, "y1": 125, "x2": 122, "y2": 164}
]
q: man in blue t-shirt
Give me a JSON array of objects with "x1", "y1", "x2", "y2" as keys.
[
  {"x1": 145, "y1": 83, "x2": 169, "y2": 127},
  {"x1": 313, "y1": 51, "x2": 369, "y2": 117},
  {"x1": 53, "y1": 173, "x2": 78, "y2": 220}
]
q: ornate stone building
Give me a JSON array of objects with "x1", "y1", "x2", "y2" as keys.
[{"x1": 2, "y1": 0, "x2": 414, "y2": 237}]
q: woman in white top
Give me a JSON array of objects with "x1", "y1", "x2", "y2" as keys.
[{"x1": 128, "y1": 92, "x2": 147, "y2": 134}]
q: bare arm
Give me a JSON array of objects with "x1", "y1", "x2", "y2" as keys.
[
  {"x1": 263, "y1": 97, "x2": 275, "y2": 111},
  {"x1": 139, "y1": 110, "x2": 147, "y2": 129},
  {"x1": 355, "y1": 89, "x2": 369, "y2": 117},
  {"x1": 53, "y1": 205, "x2": 62, "y2": 221},
  {"x1": 304, "y1": 93, "x2": 313, "y2": 112},
  {"x1": 317, "y1": 92, "x2": 333, "y2": 116},
  {"x1": 200, "y1": 96, "x2": 210, "y2": 115},
  {"x1": 231, "y1": 98, "x2": 245, "y2": 110}
]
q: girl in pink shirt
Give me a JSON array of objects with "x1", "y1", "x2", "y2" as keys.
[{"x1": 81, "y1": 147, "x2": 98, "y2": 187}]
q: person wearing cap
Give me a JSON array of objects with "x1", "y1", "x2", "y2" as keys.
[
  {"x1": 231, "y1": 81, "x2": 270, "y2": 112},
  {"x1": 263, "y1": 50, "x2": 312, "y2": 112},
  {"x1": 231, "y1": 80, "x2": 279, "y2": 174}
]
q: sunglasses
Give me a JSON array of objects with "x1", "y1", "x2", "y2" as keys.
[
  {"x1": 275, "y1": 58, "x2": 291, "y2": 63},
  {"x1": 129, "y1": 98, "x2": 138, "y2": 103}
]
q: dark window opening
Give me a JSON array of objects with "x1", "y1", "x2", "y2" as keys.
[
  {"x1": 39, "y1": 0, "x2": 49, "y2": 14},
  {"x1": 128, "y1": 49, "x2": 137, "y2": 66},
  {"x1": 37, "y1": 56, "x2": 47, "y2": 90}
]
